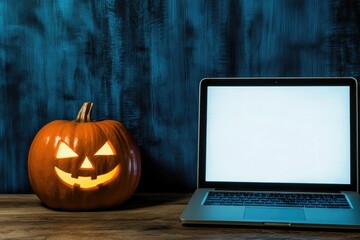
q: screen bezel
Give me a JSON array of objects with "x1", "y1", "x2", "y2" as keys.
[{"x1": 198, "y1": 77, "x2": 358, "y2": 192}]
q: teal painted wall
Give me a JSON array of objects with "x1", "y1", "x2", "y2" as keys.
[{"x1": 1, "y1": 0, "x2": 359, "y2": 193}]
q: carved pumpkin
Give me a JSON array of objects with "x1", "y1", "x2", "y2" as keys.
[{"x1": 28, "y1": 102, "x2": 141, "y2": 210}]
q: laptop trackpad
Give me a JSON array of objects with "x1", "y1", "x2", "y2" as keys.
[{"x1": 244, "y1": 207, "x2": 306, "y2": 222}]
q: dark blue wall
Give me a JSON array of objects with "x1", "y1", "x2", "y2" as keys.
[{"x1": 1, "y1": 0, "x2": 359, "y2": 193}]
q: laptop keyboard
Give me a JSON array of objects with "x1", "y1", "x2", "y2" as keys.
[{"x1": 203, "y1": 191, "x2": 351, "y2": 208}]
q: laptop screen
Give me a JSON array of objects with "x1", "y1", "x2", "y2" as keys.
[{"x1": 199, "y1": 78, "x2": 358, "y2": 191}]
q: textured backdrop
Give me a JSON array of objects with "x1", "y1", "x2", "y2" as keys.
[{"x1": 1, "y1": 0, "x2": 359, "y2": 193}]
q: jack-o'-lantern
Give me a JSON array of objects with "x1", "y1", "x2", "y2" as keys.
[{"x1": 28, "y1": 102, "x2": 141, "y2": 210}]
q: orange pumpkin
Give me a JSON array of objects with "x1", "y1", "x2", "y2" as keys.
[{"x1": 28, "y1": 102, "x2": 141, "y2": 210}]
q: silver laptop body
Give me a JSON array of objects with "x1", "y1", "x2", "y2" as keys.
[{"x1": 180, "y1": 77, "x2": 360, "y2": 229}]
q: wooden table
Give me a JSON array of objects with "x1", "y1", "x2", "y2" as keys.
[{"x1": 1, "y1": 193, "x2": 360, "y2": 239}]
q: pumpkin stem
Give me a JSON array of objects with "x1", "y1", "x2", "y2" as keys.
[{"x1": 76, "y1": 102, "x2": 94, "y2": 122}]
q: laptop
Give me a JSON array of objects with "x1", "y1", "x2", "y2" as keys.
[{"x1": 180, "y1": 77, "x2": 360, "y2": 229}]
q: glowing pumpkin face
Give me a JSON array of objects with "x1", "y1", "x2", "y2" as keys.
[
  {"x1": 28, "y1": 102, "x2": 141, "y2": 210},
  {"x1": 55, "y1": 141, "x2": 120, "y2": 190}
]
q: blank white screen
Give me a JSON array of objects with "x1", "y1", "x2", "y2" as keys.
[{"x1": 205, "y1": 86, "x2": 351, "y2": 184}]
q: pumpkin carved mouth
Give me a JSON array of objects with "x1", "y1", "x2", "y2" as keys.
[{"x1": 54, "y1": 164, "x2": 120, "y2": 190}]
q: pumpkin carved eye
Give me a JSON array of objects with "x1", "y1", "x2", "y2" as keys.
[
  {"x1": 56, "y1": 142, "x2": 78, "y2": 159},
  {"x1": 94, "y1": 141, "x2": 116, "y2": 156}
]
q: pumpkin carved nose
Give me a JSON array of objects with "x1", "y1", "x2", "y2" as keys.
[{"x1": 80, "y1": 157, "x2": 94, "y2": 169}]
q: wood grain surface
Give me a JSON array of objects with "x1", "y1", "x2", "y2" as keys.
[{"x1": 1, "y1": 193, "x2": 360, "y2": 239}]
